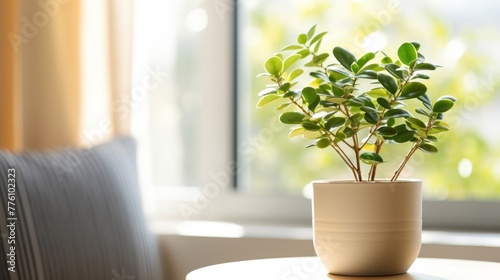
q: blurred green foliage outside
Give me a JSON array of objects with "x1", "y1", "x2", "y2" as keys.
[{"x1": 237, "y1": 0, "x2": 500, "y2": 200}]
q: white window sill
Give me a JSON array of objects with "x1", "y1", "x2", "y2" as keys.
[{"x1": 150, "y1": 220, "x2": 500, "y2": 248}]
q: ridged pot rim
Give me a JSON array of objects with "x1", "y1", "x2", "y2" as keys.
[{"x1": 312, "y1": 179, "x2": 422, "y2": 185}]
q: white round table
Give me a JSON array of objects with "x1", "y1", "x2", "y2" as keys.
[{"x1": 186, "y1": 257, "x2": 500, "y2": 280}]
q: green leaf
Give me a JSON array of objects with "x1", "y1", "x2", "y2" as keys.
[
  {"x1": 326, "y1": 97, "x2": 348, "y2": 104},
  {"x1": 310, "y1": 31, "x2": 328, "y2": 45},
  {"x1": 412, "y1": 74, "x2": 430, "y2": 80},
  {"x1": 438, "y1": 95, "x2": 457, "y2": 102},
  {"x1": 288, "y1": 126, "x2": 305, "y2": 138},
  {"x1": 399, "y1": 82, "x2": 427, "y2": 100},
  {"x1": 378, "y1": 73, "x2": 398, "y2": 94},
  {"x1": 383, "y1": 108, "x2": 411, "y2": 119},
  {"x1": 386, "y1": 118, "x2": 395, "y2": 127},
  {"x1": 360, "y1": 106, "x2": 378, "y2": 113},
  {"x1": 381, "y1": 56, "x2": 393, "y2": 64},
  {"x1": 308, "y1": 96, "x2": 320, "y2": 112},
  {"x1": 330, "y1": 84, "x2": 344, "y2": 96},
  {"x1": 433, "y1": 99, "x2": 455, "y2": 113},
  {"x1": 288, "y1": 69, "x2": 304, "y2": 81},
  {"x1": 357, "y1": 52, "x2": 376, "y2": 69},
  {"x1": 360, "y1": 152, "x2": 384, "y2": 165},
  {"x1": 325, "y1": 117, "x2": 345, "y2": 130},
  {"x1": 349, "y1": 113, "x2": 364, "y2": 125},
  {"x1": 410, "y1": 41, "x2": 421, "y2": 51},
  {"x1": 419, "y1": 143, "x2": 438, "y2": 154},
  {"x1": 414, "y1": 63, "x2": 437, "y2": 71},
  {"x1": 283, "y1": 90, "x2": 300, "y2": 98},
  {"x1": 347, "y1": 97, "x2": 365, "y2": 107},
  {"x1": 398, "y1": 42, "x2": 418, "y2": 65},
  {"x1": 283, "y1": 54, "x2": 302, "y2": 71},
  {"x1": 385, "y1": 63, "x2": 406, "y2": 80},
  {"x1": 280, "y1": 45, "x2": 303, "y2": 51},
  {"x1": 311, "y1": 111, "x2": 328, "y2": 121},
  {"x1": 297, "y1": 33, "x2": 307, "y2": 44},
  {"x1": 307, "y1": 25, "x2": 317, "y2": 40},
  {"x1": 366, "y1": 88, "x2": 388, "y2": 98},
  {"x1": 257, "y1": 94, "x2": 281, "y2": 108},
  {"x1": 316, "y1": 138, "x2": 331, "y2": 149},
  {"x1": 356, "y1": 70, "x2": 378, "y2": 79},
  {"x1": 313, "y1": 53, "x2": 329, "y2": 64},
  {"x1": 425, "y1": 135, "x2": 438, "y2": 142},
  {"x1": 432, "y1": 120, "x2": 450, "y2": 129},
  {"x1": 280, "y1": 112, "x2": 305, "y2": 124},
  {"x1": 341, "y1": 127, "x2": 357, "y2": 138},
  {"x1": 351, "y1": 62, "x2": 360, "y2": 73},
  {"x1": 333, "y1": 47, "x2": 357, "y2": 70},
  {"x1": 313, "y1": 39, "x2": 322, "y2": 53},
  {"x1": 328, "y1": 67, "x2": 352, "y2": 77},
  {"x1": 418, "y1": 94, "x2": 432, "y2": 110},
  {"x1": 405, "y1": 117, "x2": 427, "y2": 130},
  {"x1": 393, "y1": 131, "x2": 416, "y2": 143},
  {"x1": 257, "y1": 88, "x2": 277, "y2": 96},
  {"x1": 364, "y1": 112, "x2": 379, "y2": 124},
  {"x1": 377, "y1": 97, "x2": 392, "y2": 109},
  {"x1": 415, "y1": 108, "x2": 430, "y2": 116},
  {"x1": 301, "y1": 87, "x2": 318, "y2": 104},
  {"x1": 360, "y1": 63, "x2": 384, "y2": 72},
  {"x1": 264, "y1": 56, "x2": 283, "y2": 77},
  {"x1": 310, "y1": 71, "x2": 330, "y2": 82},
  {"x1": 295, "y1": 48, "x2": 310, "y2": 58},
  {"x1": 334, "y1": 131, "x2": 347, "y2": 142},
  {"x1": 377, "y1": 126, "x2": 398, "y2": 137},
  {"x1": 276, "y1": 102, "x2": 292, "y2": 110},
  {"x1": 302, "y1": 122, "x2": 321, "y2": 131},
  {"x1": 303, "y1": 130, "x2": 323, "y2": 139},
  {"x1": 278, "y1": 83, "x2": 291, "y2": 94}
]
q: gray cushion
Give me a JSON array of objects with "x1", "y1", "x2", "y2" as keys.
[{"x1": 0, "y1": 137, "x2": 163, "y2": 280}]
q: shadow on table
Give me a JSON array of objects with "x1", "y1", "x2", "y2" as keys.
[{"x1": 327, "y1": 272, "x2": 446, "y2": 280}]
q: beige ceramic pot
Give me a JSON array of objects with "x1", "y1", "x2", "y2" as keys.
[{"x1": 312, "y1": 180, "x2": 422, "y2": 276}]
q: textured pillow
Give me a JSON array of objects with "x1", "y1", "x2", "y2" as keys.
[{"x1": 0, "y1": 137, "x2": 163, "y2": 280}]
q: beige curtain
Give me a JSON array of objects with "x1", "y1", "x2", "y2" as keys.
[
  {"x1": 0, "y1": 1, "x2": 21, "y2": 150},
  {"x1": 0, "y1": 0, "x2": 133, "y2": 151}
]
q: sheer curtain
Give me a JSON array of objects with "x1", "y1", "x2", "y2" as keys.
[{"x1": 0, "y1": 0, "x2": 134, "y2": 151}]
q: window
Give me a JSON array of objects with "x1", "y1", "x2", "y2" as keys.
[
  {"x1": 133, "y1": 0, "x2": 500, "y2": 229},
  {"x1": 132, "y1": 0, "x2": 233, "y2": 189},
  {"x1": 236, "y1": 0, "x2": 500, "y2": 200}
]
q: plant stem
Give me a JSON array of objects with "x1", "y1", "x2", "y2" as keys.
[
  {"x1": 368, "y1": 140, "x2": 384, "y2": 181},
  {"x1": 390, "y1": 140, "x2": 421, "y2": 181},
  {"x1": 327, "y1": 136, "x2": 360, "y2": 181},
  {"x1": 348, "y1": 78, "x2": 363, "y2": 181},
  {"x1": 391, "y1": 109, "x2": 434, "y2": 181},
  {"x1": 290, "y1": 97, "x2": 360, "y2": 180}
]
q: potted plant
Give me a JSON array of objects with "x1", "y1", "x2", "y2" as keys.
[{"x1": 257, "y1": 25, "x2": 456, "y2": 276}]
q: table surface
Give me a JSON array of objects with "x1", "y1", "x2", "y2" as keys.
[{"x1": 186, "y1": 257, "x2": 500, "y2": 280}]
